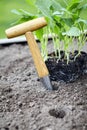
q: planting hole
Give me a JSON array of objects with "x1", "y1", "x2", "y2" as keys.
[
  {"x1": 49, "y1": 108, "x2": 66, "y2": 118},
  {"x1": 15, "y1": 126, "x2": 19, "y2": 130}
]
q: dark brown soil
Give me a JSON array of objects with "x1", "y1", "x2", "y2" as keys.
[
  {"x1": 0, "y1": 41, "x2": 87, "y2": 130},
  {"x1": 46, "y1": 50, "x2": 87, "y2": 83}
]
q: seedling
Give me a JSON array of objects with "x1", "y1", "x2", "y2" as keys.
[{"x1": 12, "y1": 0, "x2": 87, "y2": 63}]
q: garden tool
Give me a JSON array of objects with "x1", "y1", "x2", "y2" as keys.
[{"x1": 5, "y1": 17, "x2": 53, "y2": 90}]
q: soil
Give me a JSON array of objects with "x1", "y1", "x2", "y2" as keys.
[
  {"x1": 0, "y1": 41, "x2": 87, "y2": 130},
  {"x1": 46, "y1": 50, "x2": 87, "y2": 83}
]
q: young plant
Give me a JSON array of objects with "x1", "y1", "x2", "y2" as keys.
[{"x1": 12, "y1": 0, "x2": 87, "y2": 63}]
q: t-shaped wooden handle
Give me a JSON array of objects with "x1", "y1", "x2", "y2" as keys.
[
  {"x1": 5, "y1": 17, "x2": 47, "y2": 38},
  {"x1": 5, "y1": 18, "x2": 53, "y2": 90}
]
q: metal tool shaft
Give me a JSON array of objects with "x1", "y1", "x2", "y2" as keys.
[{"x1": 41, "y1": 76, "x2": 53, "y2": 90}]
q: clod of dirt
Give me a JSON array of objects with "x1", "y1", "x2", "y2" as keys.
[
  {"x1": 4, "y1": 87, "x2": 12, "y2": 93},
  {"x1": 4, "y1": 127, "x2": 9, "y2": 130},
  {"x1": 51, "y1": 81, "x2": 59, "y2": 90},
  {"x1": 46, "y1": 50, "x2": 87, "y2": 83},
  {"x1": 37, "y1": 78, "x2": 40, "y2": 82},
  {"x1": 18, "y1": 101, "x2": 23, "y2": 108},
  {"x1": 49, "y1": 108, "x2": 66, "y2": 118},
  {"x1": 0, "y1": 75, "x2": 2, "y2": 79},
  {"x1": 26, "y1": 72, "x2": 31, "y2": 76},
  {"x1": 15, "y1": 125, "x2": 19, "y2": 130},
  {"x1": 39, "y1": 127, "x2": 52, "y2": 130}
]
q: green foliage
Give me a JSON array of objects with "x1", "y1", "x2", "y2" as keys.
[
  {"x1": 11, "y1": 9, "x2": 35, "y2": 25},
  {"x1": 0, "y1": 0, "x2": 29, "y2": 38},
  {"x1": 12, "y1": 0, "x2": 87, "y2": 62}
]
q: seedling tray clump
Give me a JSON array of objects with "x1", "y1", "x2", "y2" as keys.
[{"x1": 46, "y1": 50, "x2": 87, "y2": 83}]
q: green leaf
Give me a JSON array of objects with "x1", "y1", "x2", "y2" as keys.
[
  {"x1": 62, "y1": 27, "x2": 81, "y2": 36},
  {"x1": 53, "y1": 0, "x2": 71, "y2": 8},
  {"x1": 18, "y1": 9, "x2": 35, "y2": 16},
  {"x1": 11, "y1": 9, "x2": 35, "y2": 17},
  {"x1": 53, "y1": 17, "x2": 62, "y2": 29},
  {"x1": 35, "y1": 29, "x2": 43, "y2": 41},
  {"x1": 51, "y1": 0, "x2": 63, "y2": 11},
  {"x1": 11, "y1": 9, "x2": 22, "y2": 15},
  {"x1": 11, "y1": 9, "x2": 35, "y2": 25},
  {"x1": 80, "y1": 9, "x2": 87, "y2": 19},
  {"x1": 26, "y1": 0, "x2": 38, "y2": 14},
  {"x1": 78, "y1": 3, "x2": 87, "y2": 10},
  {"x1": 11, "y1": 17, "x2": 32, "y2": 25},
  {"x1": 76, "y1": 18, "x2": 87, "y2": 25},
  {"x1": 67, "y1": 0, "x2": 81, "y2": 11},
  {"x1": 35, "y1": 0, "x2": 52, "y2": 18},
  {"x1": 53, "y1": 11, "x2": 64, "y2": 16},
  {"x1": 62, "y1": 18, "x2": 74, "y2": 27},
  {"x1": 75, "y1": 18, "x2": 87, "y2": 30}
]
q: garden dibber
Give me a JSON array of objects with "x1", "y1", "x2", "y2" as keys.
[{"x1": 5, "y1": 17, "x2": 53, "y2": 90}]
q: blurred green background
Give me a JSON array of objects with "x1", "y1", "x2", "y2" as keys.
[
  {"x1": 0, "y1": 0, "x2": 87, "y2": 38},
  {"x1": 0, "y1": 0, "x2": 29, "y2": 38}
]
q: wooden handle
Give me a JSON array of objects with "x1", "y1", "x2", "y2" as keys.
[
  {"x1": 25, "y1": 32, "x2": 49, "y2": 78},
  {"x1": 5, "y1": 17, "x2": 47, "y2": 38}
]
